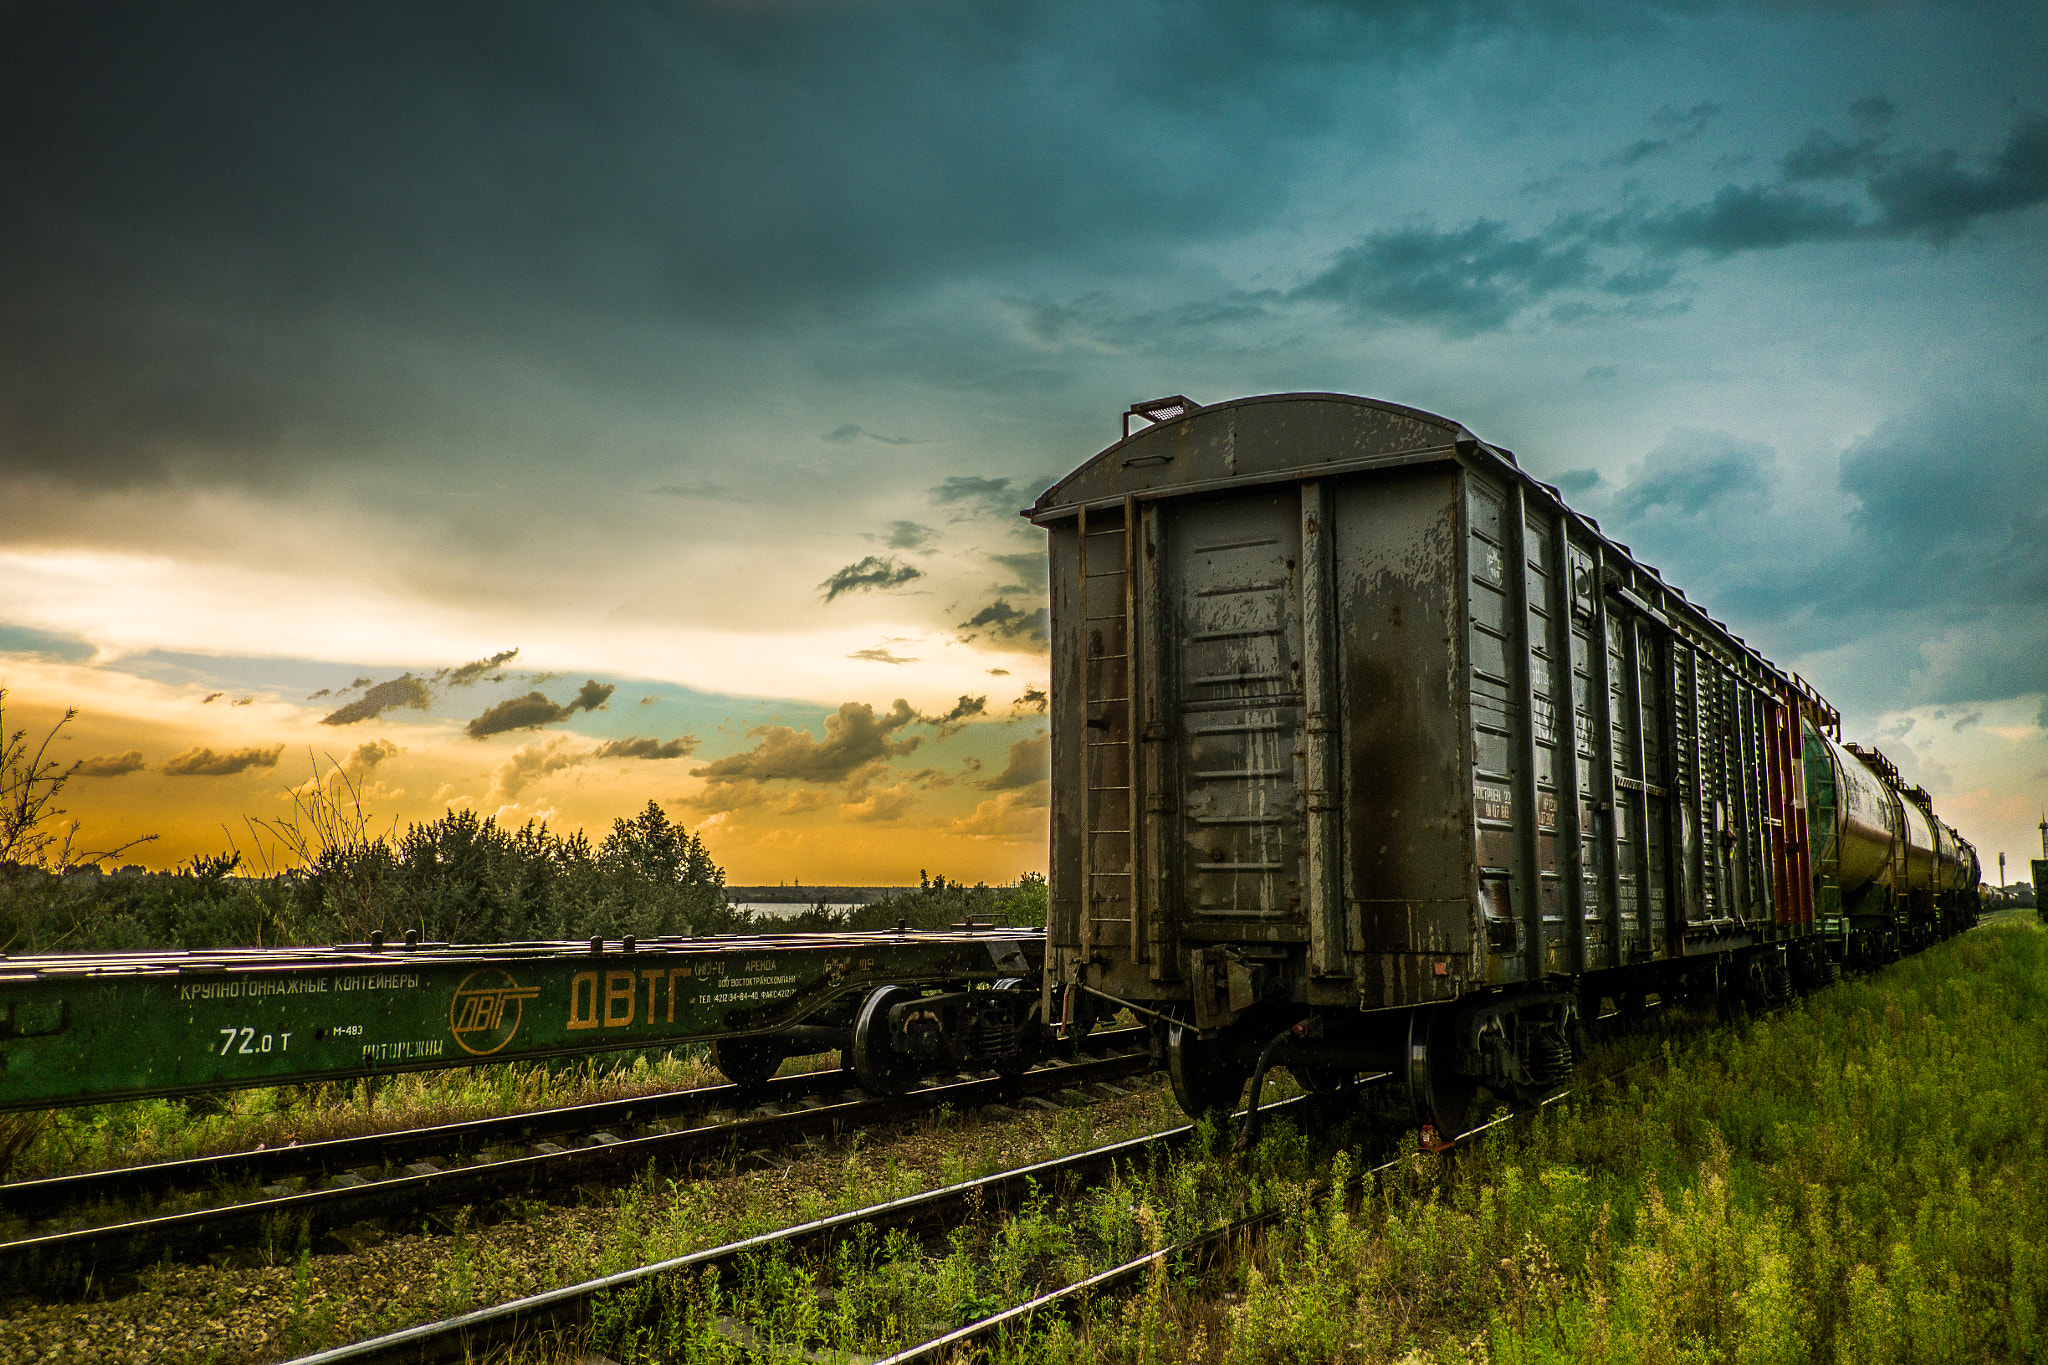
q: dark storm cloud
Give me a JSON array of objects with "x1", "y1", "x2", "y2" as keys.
[
  {"x1": 1640, "y1": 111, "x2": 2048, "y2": 253},
  {"x1": 691, "y1": 700, "x2": 920, "y2": 786},
  {"x1": 823, "y1": 424, "x2": 930, "y2": 446},
  {"x1": 162, "y1": 744, "x2": 284, "y2": 777},
  {"x1": 1295, "y1": 221, "x2": 1595, "y2": 333},
  {"x1": 1288, "y1": 109, "x2": 2048, "y2": 335},
  {"x1": 958, "y1": 600, "x2": 1050, "y2": 645},
  {"x1": 1615, "y1": 431, "x2": 1776, "y2": 517},
  {"x1": 593, "y1": 736, "x2": 699, "y2": 760},
  {"x1": 1865, "y1": 113, "x2": 2048, "y2": 242},
  {"x1": 920, "y1": 694, "x2": 988, "y2": 737},
  {"x1": 1632, "y1": 185, "x2": 1863, "y2": 256},
  {"x1": 820, "y1": 556, "x2": 925, "y2": 603},
  {"x1": 1583, "y1": 399, "x2": 2047, "y2": 713},
  {"x1": 0, "y1": 0, "x2": 1545, "y2": 487},
  {"x1": 465, "y1": 695, "x2": 563, "y2": 737},
  {"x1": 77, "y1": 751, "x2": 147, "y2": 777},
  {"x1": 1779, "y1": 132, "x2": 1884, "y2": 183},
  {"x1": 1568, "y1": 431, "x2": 1780, "y2": 606},
  {"x1": 321, "y1": 674, "x2": 431, "y2": 726},
  {"x1": 874, "y1": 521, "x2": 938, "y2": 551},
  {"x1": 980, "y1": 735, "x2": 1050, "y2": 792},
  {"x1": 1013, "y1": 687, "x2": 1050, "y2": 716},
  {"x1": 437, "y1": 648, "x2": 519, "y2": 687},
  {"x1": 464, "y1": 679, "x2": 614, "y2": 738},
  {"x1": 930, "y1": 476, "x2": 1025, "y2": 517},
  {"x1": 1607, "y1": 104, "x2": 1718, "y2": 168}
]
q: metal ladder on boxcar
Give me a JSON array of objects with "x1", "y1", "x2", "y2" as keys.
[{"x1": 1078, "y1": 502, "x2": 1139, "y2": 958}]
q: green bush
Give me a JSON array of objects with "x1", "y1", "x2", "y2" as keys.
[{"x1": 0, "y1": 800, "x2": 740, "y2": 952}]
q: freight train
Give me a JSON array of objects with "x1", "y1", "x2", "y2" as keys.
[
  {"x1": 1027, "y1": 392, "x2": 1980, "y2": 1138},
  {"x1": 0, "y1": 391, "x2": 1980, "y2": 1129}
]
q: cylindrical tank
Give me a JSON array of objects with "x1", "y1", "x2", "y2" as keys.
[
  {"x1": 1813, "y1": 731, "x2": 1897, "y2": 895},
  {"x1": 1934, "y1": 823, "x2": 1968, "y2": 893},
  {"x1": 1898, "y1": 799, "x2": 1936, "y2": 896}
]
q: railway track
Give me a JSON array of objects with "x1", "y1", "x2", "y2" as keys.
[
  {"x1": 286, "y1": 1091, "x2": 1328, "y2": 1365},
  {"x1": 0, "y1": 1031, "x2": 1150, "y2": 1299},
  {"x1": 893, "y1": 981, "x2": 1872, "y2": 1363},
  {"x1": 876, "y1": 1086, "x2": 1568, "y2": 1364},
  {"x1": 273, "y1": 978, "x2": 1827, "y2": 1363},
  {"x1": 2, "y1": 1026, "x2": 1147, "y2": 1229}
]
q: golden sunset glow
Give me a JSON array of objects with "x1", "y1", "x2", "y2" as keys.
[{"x1": 2, "y1": 5, "x2": 2043, "y2": 890}]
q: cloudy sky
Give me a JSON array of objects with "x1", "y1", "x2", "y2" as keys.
[{"x1": 2, "y1": 0, "x2": 2043, "y2": 887}]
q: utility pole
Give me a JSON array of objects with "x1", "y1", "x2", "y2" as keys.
[
  {"x1": 1998, "y1": 851, "x2": 2005, "y2": 892},
  {"x1": 2037, "y1": 816, "x2": 2048, "y2": 923}
]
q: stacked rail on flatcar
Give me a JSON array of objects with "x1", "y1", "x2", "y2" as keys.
[
  {"x1": 0, "y1": 930, "x2": 1048, "y2": 1111},
  {"x1": 1028, "y1": 392, "x2": 1980, "y2": 1134}
]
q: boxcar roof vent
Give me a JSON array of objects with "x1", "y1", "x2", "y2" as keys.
[{"x1": 1124, "y1": 395, "x2": 1199, "y2": 437}]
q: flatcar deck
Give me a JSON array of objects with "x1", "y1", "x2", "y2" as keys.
[{"x1": 0, "y1": 929, "x2": 1042, "y2": 1111}]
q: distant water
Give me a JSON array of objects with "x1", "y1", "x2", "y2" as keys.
[{"x1": 732, "y1": 902, "x2": 874, "y2": 921}]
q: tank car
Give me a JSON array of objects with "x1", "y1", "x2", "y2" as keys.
[
  {"x1": 1027, "y1": 392, "x2": 1978, "y2": 1138},
  {"x1": 1804, "y1": 730, "x2": 1979, "y2": 962}
]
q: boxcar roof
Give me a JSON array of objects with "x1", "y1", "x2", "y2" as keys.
[
  {"x1": 1026, "y1": 392, "x2": 1480, "y2": 522},
  {"x1": 1027, "y1": 390, "x2": 1808, "y2": 703}
]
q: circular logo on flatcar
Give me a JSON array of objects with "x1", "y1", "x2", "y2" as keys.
[{"x1": 449, "y1": 968, "x2": 543, "y2": 1056}]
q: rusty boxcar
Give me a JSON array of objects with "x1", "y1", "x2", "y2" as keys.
[{"x1": 1028, "y1": 392, "x2": 1977, "y2": 1135}]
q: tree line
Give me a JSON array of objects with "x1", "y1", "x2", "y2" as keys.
[{"x1": 1, "y1": 691, "x2": 1045, "y2": 954}]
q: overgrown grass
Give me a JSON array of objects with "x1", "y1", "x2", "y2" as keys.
[
  {"x1": 1074, "y1": 921, "x2": 2044, "y2": 1364},
  {"x1": 567, "y1": 922, "x2": 2044, "y2": 1365},
  {"x1": 3, "y1": 1044, "x2": 852, "y2": 1186},
  {"x1": 573, "y1": 1088, "x2": 1357, "y2": 1364}
]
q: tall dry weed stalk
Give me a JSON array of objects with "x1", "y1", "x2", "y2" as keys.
[
  {"x1": 234, "y1": 750, "x2": 399, "y2": 942},
  {"x1": 1, "y1": 687, "x2": 156, "y2": 952}
]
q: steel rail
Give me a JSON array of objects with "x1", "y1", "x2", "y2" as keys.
[
  {"x1": 2, "y1": 1066, "x2": 846, "y2": 1225},
  {"x1": 293, "y1": 972, "x2": 1823, "y2": 1364},
  {"x1": 871, "y1": 975, "x2": 1893, "y2": 1365},
  {"x1": 872, "y1": 1085, "x2": 1568, "y2": 1364},
  {"x1": 1, "y1": 1027, "x2": 1147, "y2": 1225},
  {"x1": 282, "y1": 1095, "x2": 1314, "y2": 1365},
  {"x1": 0, "y1": 1046, "x2": 1151, "y2": 1298}
]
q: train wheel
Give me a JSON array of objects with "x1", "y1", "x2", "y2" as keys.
[
  {"x1": 1408, "y1": 1006, "x2": 1479, "y2": 1148},
  {"x1": 712, "y1": 1035, "x2": 790, "y2": 1089},
  {"x1": 1166, "y1": 1021, "x2": 1251, "y2": 1118},
  {"x1": 851, "y1": 986, "x2": 923, "y2": 1096}
]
